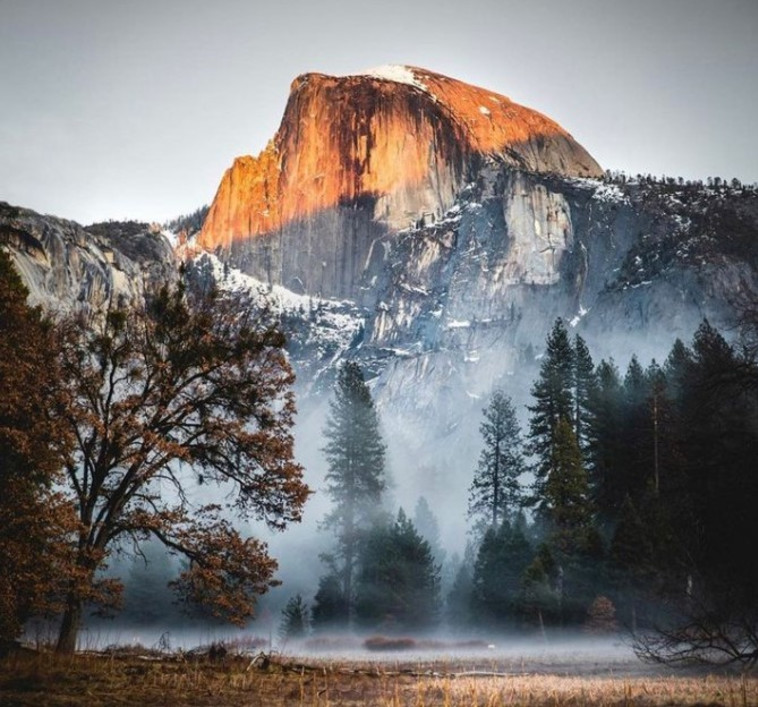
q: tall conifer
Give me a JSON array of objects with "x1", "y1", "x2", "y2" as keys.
[
  {"x1": 544, "y1": 418, "x2": 593, "y2": 551},
  {"x1": 573, "y1": 334, "x2": 597, "y2": 458},
  {"x1": 354, "y1": 509, "x2": 440, "y2": 629},
  {"x1": 527, "y1": 319, "x2": 575, "y2": 500},
  {"x1": 321, "y1": 362, "x2": 387, "y2": 622},
  {"x1": 468, "y1": 390, "x2": 525, "y2": 535},
  {"x1": 587, "y1": 359, "x2": 624, "y2": 523}
]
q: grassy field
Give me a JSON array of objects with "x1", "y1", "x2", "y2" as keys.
[{"x1": 1, "y1": 649, "x2": 756, "y2": 706}]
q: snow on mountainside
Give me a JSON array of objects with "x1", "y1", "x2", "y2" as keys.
[
  {"x1": 359, "y1": 65, "x2": 428, "y2": 90},
  {"x1": 186, "y1": 253, "x2": 366, "y2": 396},
  {"x1": 3, "y1": 64, "x2": 758, "y2": 550},
  {"x1": 183, "y1": 172, "x2": 758, "y2": 537}
]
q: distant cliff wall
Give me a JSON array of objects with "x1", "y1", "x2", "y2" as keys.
[
  {"x1": 0, "y1": 202, "x2": 176, "y2": 311},
  {"x1": 195, "y1": 66, "x2": 603, "y2": 300}
]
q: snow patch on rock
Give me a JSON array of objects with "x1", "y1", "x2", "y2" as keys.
[
  {"x1": 196, "y1": 254, "x2": 366, "y2": 368},
  {"x1": 569, "y1": 305, "x2": 589, "y2": 328},
  {"x1": 359, "y1": 65, "x2": 427, "y2": 91}
]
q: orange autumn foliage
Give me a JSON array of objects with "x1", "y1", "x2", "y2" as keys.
[
  {"x1": 0, "y1": 249, "x2": 75, "y2": 641},
  {"x1": 52, "y1": 283, "x2": 309, "y2": 652}
]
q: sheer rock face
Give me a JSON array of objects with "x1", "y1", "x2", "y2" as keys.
[
  {"x1": 368, "y1": 169, "x2": 578, "y2": 348},
  {"x1": 196, "y1": 66, "x2": 602, "y2": 294},
  {"x1": 0, "y1": 202, "x2": 176, "y2": 311}
]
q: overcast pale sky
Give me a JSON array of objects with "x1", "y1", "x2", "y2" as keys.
[{"x1": 1, "y1": 0, "x2": 756, "y2": 224}]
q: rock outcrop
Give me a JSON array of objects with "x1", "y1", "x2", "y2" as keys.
[
  {"x1": 187, "y1": 66, "x2": 758, "y2": 445},
  {"x1": 0, "y1": 202, "x2": 176, "y2": 311},
  {"x1": 196, "y1": 66, "x2": 602, "y2": 296},
  {"x1": 186, "y1": 172, "x2": 758, "y2": 549}
]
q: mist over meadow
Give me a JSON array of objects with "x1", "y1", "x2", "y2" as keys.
[
  {"x1": 76, "y1": 301, "x2": 756, "y2": 676},
  {"x1": 1, "y1": 54, "x2": 756, "y2": 684}
]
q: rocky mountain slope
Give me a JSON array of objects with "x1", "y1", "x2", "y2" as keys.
[
  {"x1": 187, "y1": 174, "x2": 758, "y2": 512},
  {"x1": 3, "y1": 67, "x2": 758, "y2": 544},
  {"x1": 0, "y1": 201, "x2": 176, "y2": 310},
  {"x1": 195, "y1": 66, "x2": 601, "y2": 300},
  {"x1": 186, "y1": 67, "x2": 758, "y2": 517},
  {"x1": 189, "y1": 67, "x2": 757, "y2": 416}
]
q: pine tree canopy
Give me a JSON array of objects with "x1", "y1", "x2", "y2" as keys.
[
  {"x1": 468, "y1": 389, "x2": 525, "y2": 534},
  {"x1": 355, "y1": 509, "x2": 440, "y2": 630},
  {"x1": 573, "y1": 334, "x2": 597, "y2": 456},
  {"x1": 279, "y1": 594, "x2": 310, "y2": 641},
  {"x1": 544, "y1": 417, "x2": 592, "y2": 550},
  {"x1": 321, "y1": 361, "x2": 387, "y2": 621},
  {"x1": 322, "y1": 362, "x2": 387, "y2": 532},
  {"x1": 528, "y1": 318, "x2": 575, "y2": 485},
  {"x1": 471, "y1": 519, "x2": 532, "y2": 626},
  {"x1": 311, "y1": 574, "x2": 348, "y2": 628}
]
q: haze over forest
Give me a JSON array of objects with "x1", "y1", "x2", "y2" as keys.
[{"x1": 1, "y1": 6, "x2": 757, "y2": 694}]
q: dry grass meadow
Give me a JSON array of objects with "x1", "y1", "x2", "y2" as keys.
[{"x1": 1, "y1": 644, "x2": 756, "y2": 706}]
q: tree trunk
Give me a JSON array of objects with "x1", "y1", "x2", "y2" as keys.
[
  {"x1": 343, "y1": 545, "x2": 354, "y2": 630},
  {"x1": 56, "y1": 597, "x2": 82, "y2": 653},
  {"x1": 342, "y1": 501, "x2": 355, "y2": 630},
  {"x1": 537, "y1": 609, "x2": 547, "y2": 643}
]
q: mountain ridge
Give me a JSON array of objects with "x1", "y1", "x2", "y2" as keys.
[
  {"x1": 197, "y1": 66, "x2": 603, "y2": 257},
  {"x1": 3, "y1": 65, "x2": 757, "y2": 532},
  {"x1": 3, "y1": 174, "x2": 758, "y2": 549},
  {"x1": 0, "y1": 201, "x2": 177, "y2": 310}
]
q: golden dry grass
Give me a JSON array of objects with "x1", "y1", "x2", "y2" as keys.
[{"x1": 0, "y1": 651, "x2": 755, "y2": 706}]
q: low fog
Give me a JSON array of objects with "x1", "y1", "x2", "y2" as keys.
[{"x1": 59, "y1": 308, "x2": 704, "y2": 659}]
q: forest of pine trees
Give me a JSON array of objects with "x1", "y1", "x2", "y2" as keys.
[
  {"x1": 304, "y1": 319, "x2": 757, "y2": 664},
  {"x1": 3, "y1": 225, "x2": 755, "y2": 663}
]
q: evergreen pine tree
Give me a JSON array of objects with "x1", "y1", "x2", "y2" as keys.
[
  {"x1": 470, "y1": 527, "x2": 500, "y2": 623},
  {"x1": 354, "y1": 509, "x2": 440, "y2": 630},
  {"x1": 543, "y1": 418, "x2": 593, "y2": 552},
  {"x1": 527, "y1": 319, "x2": 575, "y2": 502},
  {"x1": 677, "y1": 321, "x2": 758, "y2": 611},
  {"x1": 627, "y1": 322, "x2": 758, "y2": 664},
  {"x1": 311, "y1": 574, "x2": 348, "y2": 629},
  {"x1": 610, "y1": 496, "x2": 653, "y2": 574},
  {"x1": 279, "y1": 594, "x2": 310, "y2": 641},
  {"x1": 609, "y1": 494, "x2": 651, "y2": 631},
  {"x1": 413, "y1": 496, "x2": 446, "y2": 568},
  {"x1": 468, "y1": 390, "x2": 525, "y2": 535},
  {"x1": 519, "y1": 543, "x2": 560, "y2": 630},
  {"x1": 321, "y1": 362, "x2": 387, "y2": 623},
  {"x1": 573, "y1": 334, "x2": 597, "y2": 459},
  {"x1": 616, "y1": 355, "x2": 653, "y2": 503},
  {"x1": 470, "y1": 520, "x2": 532, "y2": 627},
  {"x1": 624, "y1": 355, "x2": 647, "y2": 401},
  {"x1": 587, "y1": 359, "x2": 624, "y2": 524},
  {"x1": 663, "y1": 338, "x2": 692, "y2": 404},
  {"x1": 446, "y1": 555, "x2": 474, "y2": 629}
]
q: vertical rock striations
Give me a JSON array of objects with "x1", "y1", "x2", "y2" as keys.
[
  {"x1": 0, "y1": 202, "x2": 176, "y2": 311},
  {"x1": 196, "y1": 66, "x2": 602, "y2": 297}
]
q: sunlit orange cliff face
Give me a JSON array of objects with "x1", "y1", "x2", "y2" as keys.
[{"x1": 197, "y1": 66, "x2": 602, "y2": 254}]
